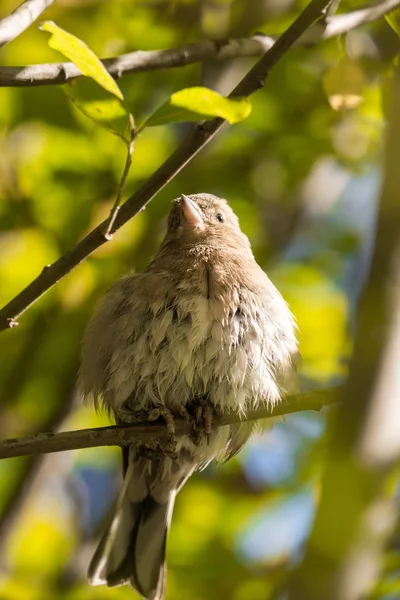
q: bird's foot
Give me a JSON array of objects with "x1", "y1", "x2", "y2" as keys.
[
  {"x1": 150, "y1": 406, "x2": 193, "y2": 457},
  {"x1": 117, "y1": 403, "x2": 149, "y2": 424},
  {"x1": 119, "y1": 403, "x2": 192, "y2": 458},
  {"x1": 119, "y1": 403, "x2": 189, "y2": 427},
  {"x1": 192, "y1": 399, "x2": 222, "y2": 445}
]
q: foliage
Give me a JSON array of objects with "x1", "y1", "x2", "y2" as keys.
[{"x1": 0, "y1": 1, "x2": 399, "y2": 599}]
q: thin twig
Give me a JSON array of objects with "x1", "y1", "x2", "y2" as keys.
[
  {"x1": 325, "y1": 0, "x2": 343, "y2": 18},
  {"x1": 0, "y1": 0, "x2": 398, "y2": 87},
  {"x1": 318, "y1": 0, "x2": 343, "y2": 26},
  {"x1": 0, "y1": 387, "x2": 341, "y2": 459},
  {"x1": 102, "y1": 122, "x2": 136, "y2": 240},
  {"x1": 0, "y1": 0, "x2": 54, "y2": 48},
  {"x1": 0, "y1": 0, "x2": 332, "y2": 332}
]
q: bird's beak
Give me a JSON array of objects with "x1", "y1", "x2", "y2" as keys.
[{"x1": 179, "y1": 194, "x2": 204, "y2": 228}]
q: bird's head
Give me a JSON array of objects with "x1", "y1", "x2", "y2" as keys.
[{"x1": 160, "y1": 193, "x2": 252, "y2": 255}]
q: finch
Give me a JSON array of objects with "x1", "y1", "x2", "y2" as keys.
[{"x1": 79, "y1": 193, "x2": 298, "y2": 600}]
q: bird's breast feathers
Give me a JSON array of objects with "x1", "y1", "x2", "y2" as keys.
[{"x1": 80, "y1": 255, "x2": 297, "y2": 416}]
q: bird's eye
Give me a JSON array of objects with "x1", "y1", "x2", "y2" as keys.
[{"x1": 216, "y1": 213, "x2": 224, "y2": 223}]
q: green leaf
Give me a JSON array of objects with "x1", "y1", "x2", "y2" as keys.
[
  {"x1": 40, "y1": 21, "x2": 132, "y2": 142},
  {"x1": 65, "y1": 78, "x2": 131, "y2": 143},
  {"x1": 385, "y1": 9, "x2": 400, "y2": 36},
  {"x1": 40, "y1": 21, "x2": 123, "y2": 100},
  {"x1": 140, "y1": 86, "x2": 252, "y2": 129}
]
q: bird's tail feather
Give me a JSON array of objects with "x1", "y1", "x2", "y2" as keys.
[{"x1": 88, "y1": 461, "x2": 175, "y2": 600}]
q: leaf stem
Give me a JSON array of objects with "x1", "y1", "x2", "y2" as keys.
[{"x1": 102, "y1": 116, "x2": 136, "y2": 240}]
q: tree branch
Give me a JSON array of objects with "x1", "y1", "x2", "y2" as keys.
[
  {"x1": 0, "y1": 35, "x2": 274, "y2": 88},
  {"x1": 319, "y1": 0, "x2": 400, "y2": 39},
  {"x1": 0, "y1": 0, "x2": 54, "y2": 49},
  {"x1": 0, "y1": 387, "x2": 341, "y2": 460},
  {"x1": 0, "y1": 0, "x2": 332, "y2": 332},
  {"x1": 0, "y1": 0, "x2": 398, "y2": 88}
]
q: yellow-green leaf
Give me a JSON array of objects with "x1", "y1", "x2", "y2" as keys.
[
  {"x1": 66, "y1": 78, "x2": 131, "y2": 143},
  {"x1": 40, "y1": 20, "x2": 123, "y2": 100},
  {"x1": 385, "y1": 9, "x2": 400, "y2": 36},
  {"x1": 140, "y1": 86, "x2": 252, "y2": 129},
  {"x1": 323, "y1": 57, "x2": 365, "y2": 111}
]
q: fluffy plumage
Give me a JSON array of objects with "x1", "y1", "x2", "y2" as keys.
[{"x1": 79, "y1": 193, "x2": 298, "y2": 599}]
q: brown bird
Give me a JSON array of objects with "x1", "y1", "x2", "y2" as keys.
[{"x1": 79, "y1": 193, "x2": 298, "y2": 600}]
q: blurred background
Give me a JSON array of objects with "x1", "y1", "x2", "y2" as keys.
[{"x1": 0, "y1": 0, "x2": 399, "y2": 599}]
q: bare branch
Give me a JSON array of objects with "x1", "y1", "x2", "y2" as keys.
[
  {"x1": 0, "y1": 0, "x2": 398, "y2": 88},
  {"x1": 0, "y1": 36, "x2": 275, "y2": 88},
  {"x1": 0, "y1": 0, "x2": 54, "y2": 49},
  {"x1": 0, "y1": 387, "x2": 341, "y2": 460},
  {"x1": 0, "y1": 0, "x2": 332, "y2": 332}
]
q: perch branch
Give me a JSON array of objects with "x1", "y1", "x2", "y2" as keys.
[
  {"x1": 0, "y1": 0, "x2": 54, "y2": 48},
  {"x1": 0, "y1": 0, "x2": 398, "y2": 87},
  {"x1": 0, "y1": 387, "x2": 341, "y2": 459},
  {"x1": 0, "y1": 0, "x2": 332, "y2": 332}
]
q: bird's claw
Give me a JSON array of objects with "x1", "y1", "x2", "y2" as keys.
[
  {"x1": 119, "y1": 404, "x2": 190, "y2": 457},
  {"x1": 192, "y1": 399, "x2": 222, "y2": 445},
  {"x1": 145, "y1": 408, "x2": 176, "y2": 436}
]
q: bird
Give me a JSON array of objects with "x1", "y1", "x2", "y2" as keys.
[{"x1": 79, "y1": 193, "x2": 298, "y2": 600}]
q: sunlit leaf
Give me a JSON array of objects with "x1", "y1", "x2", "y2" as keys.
[
  {"x1": 323, "y1": 56, "x2": 365, "y2": 111},
  {"x1": 40, "y1": 22, "x2": 132, "y2": 141},
  {"x1": 66, "y1": 78, "x2": 132, "y2": 143},
  {"x1": 385, "y1": 9, "x2": 400, "y2": 36},
  {"x1": 140, "y1": 86, "x2": 252, "y2": 129},
  {"x1": 40, "y1": 21, "x2": 123, "y2": 100}
]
